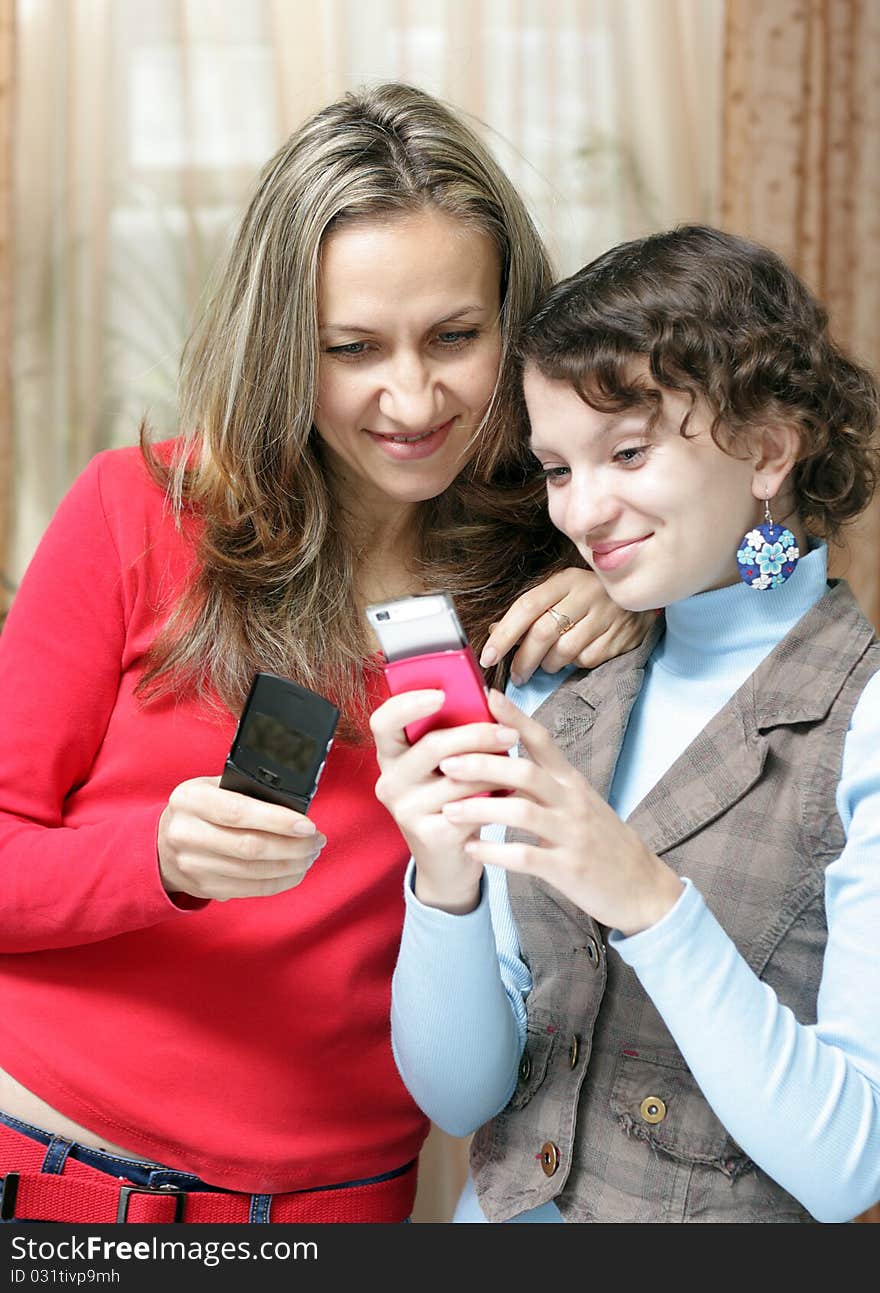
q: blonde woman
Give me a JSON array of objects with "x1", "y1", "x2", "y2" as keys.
[{"x1": 0, "y1": 82, "x2": 645, "y2": 1225}]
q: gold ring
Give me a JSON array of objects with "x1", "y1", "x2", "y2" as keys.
[{"x1": 548, "y1": 606, "x2": 575, "y2": 637}]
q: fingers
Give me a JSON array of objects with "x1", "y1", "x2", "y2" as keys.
[
  {"x1": 176, "y1": 776, "x2": 319, "y2": 837},
  {"x1": 441, "y1": 793, "x2": 561, "y2": 880},
  {"x1": 374, "y1": 764, "x2": 505, "y2": 817},
  {"x1": 369, "y1": 689, "x2": 445, "y2": 758},
  {"x1": 485, "y1": 689, "x2": 581, "y2": 780},
  {"x1": 179, "y1": 851, "x2": 323, "y2": 901},
  {"x1": 519, "y1": 567, "x2": 634, "y2": 680},
  {"x1": 462, "y1": 836, "x2": 547, "y2": 877},
  {"x1": 482, "y1": 567, "x2": 628, "y2": 685},
  {"x1": 373, "y1": 717, "x2": 518, "y2": 821},
  {"x1": 168, "y1": 818, "x2": 326, "y2": 874},
  {"x1": 371, "y1": 693, "x2": 517, "y2": 774},
  {"x1": 368, "y1": 691, "x2": 521, "y2": 869},
  {"x1": 450, "y1": 778, "x2": 683, "y2": 934},
  {"x1": 478, "y1": 573, "x2": 574, "y2": 672},
  {"x1": 441, "y1": 783, "x2": 553, "y2": 835},
  {"x1": 158, "y1": 776, "x2": 328, "y2": 902},
  {"x1": 507, "y1": 605, "x2": 596, "y2": 680},
  {"x1": 438, "y1": 746, "x2": 559, "y2": 804},
  {"x1": 505, "y1": 608, "x2": 573, "y2": 684},
  {"x1": 161, "y1": 831, "x2": 325, "y2": 902},
  {"x1": 571, "y1": 609, "x2": 655, "y2": 670}
]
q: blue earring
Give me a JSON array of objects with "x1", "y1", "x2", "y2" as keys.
[{"x1": 736, "y1": 490, "x2": 800, "y2": 590}]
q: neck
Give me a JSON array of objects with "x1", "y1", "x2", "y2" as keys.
[
  {"x1": 657, "y1": 542, "x2": 828, "y2": 679},
  {"x1": 347, "y1": 510, "x2": 426, "y2": 614},
  {"x1": 321, "y1": 440, "x2": 423, "y2": 560}
]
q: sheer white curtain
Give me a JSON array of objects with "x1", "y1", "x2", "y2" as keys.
[
  {"x1": 11, "y1": 0, "x2": 723, "y2": 581},
  {"x1": 9, "y1": 0, "x2": 724, "y2": 1220}
]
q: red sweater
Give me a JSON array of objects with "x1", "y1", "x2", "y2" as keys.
[{"x1": 0, "y1": 446, "x2": 429, "y2": 1193}]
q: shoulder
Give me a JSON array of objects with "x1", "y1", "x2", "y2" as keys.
[
  {"x1": 79, "y1": 438, "x2": 186, "y2": 539},
  {"x1": 835, "y1": 576, "x2": 880, "y2": 732},
  {"x1": 84, "y1": 439, "x2": 175, "y2": 505},
  {"x1": 54, "y1": 440, "x2": 201, "y2": 591}
]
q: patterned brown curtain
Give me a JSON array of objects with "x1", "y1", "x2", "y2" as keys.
[
  {"x1": 723, "y1": 0, "x2": 880, "y2": 1225},
  {"x1": 0, "y1": 0, "x2": 13, "y2": 621},
  {"x1": 722, "y1": 0, "x2": 880, "y2": 630}
]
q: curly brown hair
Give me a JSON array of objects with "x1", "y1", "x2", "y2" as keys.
[{"x1": 518, "y1": 224, "x2": 880, "y2": 539}]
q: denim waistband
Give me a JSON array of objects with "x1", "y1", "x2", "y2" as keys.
[
  {"x1": 0, "y1": 1109, "x2": 226, "y2": 1191},
  {"x1": 0, "y1": 1108, "x2": 415, "y2": 1195}
]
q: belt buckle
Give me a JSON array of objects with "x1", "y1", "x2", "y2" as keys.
[
  {"x1": 0, "y1": 1173, "x2": 20, "y2": 1221},
  {"x1": 117, "y1": 1183, "x2": 185, "y2": 1223}
]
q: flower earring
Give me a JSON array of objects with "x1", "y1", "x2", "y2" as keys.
[{"x1": 736, "y1": 489, "x2": 800, "y2": 590}]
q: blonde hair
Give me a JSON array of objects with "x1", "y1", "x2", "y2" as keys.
[{"x1": 140, "y1": 82, "x2": 573, "y2": 732}]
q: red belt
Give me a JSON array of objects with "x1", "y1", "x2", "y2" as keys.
[{"x1": 0, "y1": 1122, "x2": 417, "y2": 1223}]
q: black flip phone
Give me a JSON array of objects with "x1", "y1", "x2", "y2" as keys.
[{"x1": 219, "y1": 672, "x2": 340, "y2": 814}]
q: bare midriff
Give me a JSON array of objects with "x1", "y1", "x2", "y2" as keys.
[{"x1": 0, "y1": 1064, "x2": 158, "y2": 1164}]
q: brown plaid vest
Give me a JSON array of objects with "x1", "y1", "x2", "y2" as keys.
[{"x1": 471, "y1": 580, "x2": 880, "y2": 1223}]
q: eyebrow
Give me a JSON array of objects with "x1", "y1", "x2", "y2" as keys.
[
  {"x1": 319, "y1": 304, "x2": 492, "y2": 335},
  {"x1": 529, "y1": 412, "x2": 650, "y2": 456}
]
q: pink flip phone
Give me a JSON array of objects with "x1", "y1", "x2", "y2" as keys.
[{"x1": 366, "y1": 592, "x2": 494, "y2": 744}]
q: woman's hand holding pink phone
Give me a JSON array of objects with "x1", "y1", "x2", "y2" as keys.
[
  {"x1": 368, "y1": 686, "x2": 518, "y2": 914},
  {"x1": 366, "y1": 591, "x2": 497, "y2": 742},
  {"x1": 366, "y1": 592, "x2": 512, "y2": 792}
]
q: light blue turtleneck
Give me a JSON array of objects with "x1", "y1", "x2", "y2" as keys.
[
  {"x1": 608, "y1": 540, "x2": 842, "y2": 822},
  {"x1": 390, "y1": 545, "x2": 880, "y2": 1222}
]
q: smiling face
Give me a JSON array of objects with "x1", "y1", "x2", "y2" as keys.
[
  {"x1": 523, "y1": 364, "x2": 777, "y2": 611},
  {"x1": 314, "y1": 207, "x2": 503, "y2": 526}
]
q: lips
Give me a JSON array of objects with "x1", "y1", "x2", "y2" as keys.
[
  {"x1": 366, "y1": 418, "x2": 455, "y2": 461},
  {"x1": 589, "y1": 535, "x2": 651, "y2": 572},
  {"x1": 386, "y1": 431, "x2": 435, "y2": 444}
]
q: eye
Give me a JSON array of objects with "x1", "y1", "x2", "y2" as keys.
[
  {"x1": 435, "y1": 329, "x2": 479, "y2": 348},
  {"x1": 323, "y1": 341, "x2": 370, "y2": 358},
  {"x1": 539, "y1": 465, "x2": 570, "y2": 486},
  {"x1": 613, "y1": 444, "x2": 650, "y2": 466}
]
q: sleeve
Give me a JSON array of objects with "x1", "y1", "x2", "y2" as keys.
[
  {"x1": 389, "y1": 674, "x2": 562, "y2": 1135},
  {"x1": 610, "y1": 670, "x2": 880, "y2": 1224},
  {"x1": 0, "y1": 453, "x2": 200, "y2": 952},
  {"x1": 390, "y1": 861, "x2": 523, "y2": 1136}
]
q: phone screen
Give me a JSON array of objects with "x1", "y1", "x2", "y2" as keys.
[
  {"x1": 240, "y1": 709, "x2": 318, "y2": 776},
  {"x1": 220, "y1": 672, "x2": 339, "y2": 812}
]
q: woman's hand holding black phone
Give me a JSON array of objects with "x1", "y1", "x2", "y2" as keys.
[
  {"x1": 157, "y1": 774, "x2": 326, "y2": 903},
  {"x1": 158, "y1": 672, "x2": 338, "y2": 902}
]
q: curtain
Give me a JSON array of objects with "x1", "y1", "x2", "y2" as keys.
[
  {"x1": 722, "y1": 0, "x2": 880, "y2": 630},
  {"x1": 7, "y1": 0, "x2": 723, "y2": 588},
  {"x1": 5, "y1": 0, "x2": 726, "y2": 1223},
  {"x1": 723, "y1": 0, "x2": 880, "y2": 1226}
]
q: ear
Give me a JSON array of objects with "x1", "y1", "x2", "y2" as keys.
[{"x1": 749, "y1": 422, "x2": 801, "y2": 503}]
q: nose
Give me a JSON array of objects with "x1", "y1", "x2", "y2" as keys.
[
  {"x1": 552, "y1": 472, "x2": 621, "y2": 543},
  {"x1": 377, "y1": 351, "x2": 442, "y2": 429}
]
